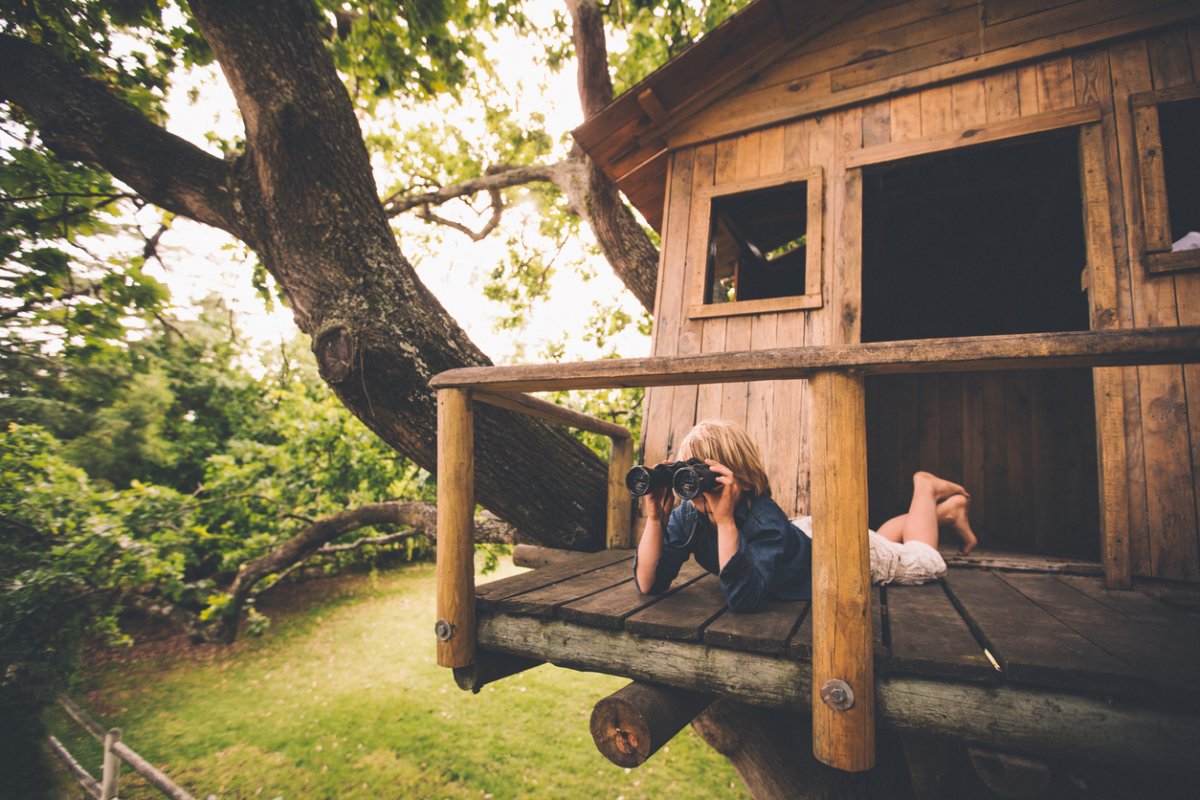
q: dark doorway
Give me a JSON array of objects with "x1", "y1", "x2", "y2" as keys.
[{"x1": 861, "y1": 130, "x2": 1100, "y2": 560}]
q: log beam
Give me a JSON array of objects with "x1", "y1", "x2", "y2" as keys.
[
  {"x1": 590, "y1": 681, "x2": 714, "y2": 767},
  {"x1": 476, "y1": 613, "x2": 1200, "y2": 771}
]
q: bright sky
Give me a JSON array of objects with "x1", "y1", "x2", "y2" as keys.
[{"x1": 141, "y1": 9, "x2": 650, "y2": 368}]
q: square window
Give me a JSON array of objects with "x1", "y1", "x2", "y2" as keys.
[
  {"x1": 707, "y1": 181, "x2": 809, "y2": 304},
  {"x1": 687, "y1": 167, "x2": 823, "y2": 318},
  {"x1": 1131, "y1": 84, "x2": 1200, "y2": 274}
]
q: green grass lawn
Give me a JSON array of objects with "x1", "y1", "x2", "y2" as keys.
[{"x1": 49, "y1": 557, "x2": 749, "y2": 799}]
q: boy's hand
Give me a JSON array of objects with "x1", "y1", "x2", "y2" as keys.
[
  {"x1": 703, "y1": 459, "x2": 741, "y2": 524},
  {"x1": 644, "y1": 487, "x2": 675, "y2": 522}
]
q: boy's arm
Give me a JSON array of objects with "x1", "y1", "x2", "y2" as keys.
[
  {"x1": 634, "y1": 491, "x2": 686, "y2": 594},
  {"x1": 705, "y1": 460, "x2": 743, "y2": 571},
  {"x1": 635, "y1": 514, "x2": 666, "y2": 593}
]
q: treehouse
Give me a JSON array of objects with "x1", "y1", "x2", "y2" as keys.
[{"x1": 430, "y1": 0, "x2": 1200, "y2": 792}]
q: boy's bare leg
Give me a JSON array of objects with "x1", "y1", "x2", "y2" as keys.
[
  {"x1": 875, "y1": 473, "x2": 978, "y2": 553},
  {"x1": 913, "y1": 470, "x2": 969, "y2": 502}
]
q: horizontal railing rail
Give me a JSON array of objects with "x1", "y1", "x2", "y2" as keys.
[{"x1": 430, "y1": 327, "x2": 1200, "y2": 392}]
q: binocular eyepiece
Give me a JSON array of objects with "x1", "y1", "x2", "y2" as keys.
[{"x1": 625, "y1": 458, "x2": 720, "y2": 500}]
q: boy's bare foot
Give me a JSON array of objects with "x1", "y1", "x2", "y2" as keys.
[
  {"x1": 949, "y1": 498, "x2": 978, "y2": 555},
  {"x1": 914, "y1": 471, "x2": 971, "y2": 502},
  {"x1": 936, "y1": 494, "x2": 979, "y2": 554}
]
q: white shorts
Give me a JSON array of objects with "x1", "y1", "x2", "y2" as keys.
[{"x1": 791, "y1": 516, "x2": 947, "y2": 586}]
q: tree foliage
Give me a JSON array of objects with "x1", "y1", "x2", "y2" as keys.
[{"x1": 0, "y1": 0, "x2": 755, "y2": 788}]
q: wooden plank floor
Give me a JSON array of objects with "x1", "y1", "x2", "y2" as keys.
[{"x1": 476, "y1": 551, "x2": 1200, "y2": 704}]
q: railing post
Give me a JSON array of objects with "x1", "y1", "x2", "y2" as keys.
[
  {"x1": 436, "y1": 388, "x2": 476, "y2": 669},
  {"x1": 606, "y1": 435, "x2": 635, "y2": 549},
  {"x1": 100, "y1": 727, "x2": 121, "y2": 799},
  {"x1": 810, "y1": 369, "x2": 875, "y2": 771}
]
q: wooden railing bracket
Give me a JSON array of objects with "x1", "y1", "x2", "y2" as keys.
[{"x1": 820, "y1": 679, "x2": 855, "y2": 712}]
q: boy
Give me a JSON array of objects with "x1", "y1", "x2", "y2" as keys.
[{"x1": 634, "y1": 419, "x2": 977, "y2": 612}]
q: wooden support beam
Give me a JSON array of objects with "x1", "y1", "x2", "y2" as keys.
[
  {"x1": 843, "y1": 105, "x2": 1102, "y2": 169},
  {"x1": 429, "y1": 327, "x2": 1200, "y2": 393},
  {"x1": 479, "y1": 614, "x2": 1200, "y2": 771},
  {"x1": 590, "y1": 681, "x2": 714, "y2": 767},
  {"x1": 453, "y1": 649, "x2": 543, "y2": 693},
  {"x1": 1079, "y1": 122, "x2": 1132, "y2": 590},
  {"x1": 636, "y1": 88, "x2": 670, "y2": 127},
  {"x1": 473, "y1": 390, "x2": 630, "y2": 439},
  {"x1": 436, "y1": 388, "x2": 476, "y2": 669},
  {"x1": 607, "y1": 436, "x2": 635, "y2": 549},
  {"x1": 810, "y1": 370, "x2": 874, "y2": 772}
]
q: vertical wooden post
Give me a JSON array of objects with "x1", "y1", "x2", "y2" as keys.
[
  {"x1": 436, "y1": 388, "x2": 476, "y2": 669},
  {"x1": 810, "y1": 369, "x2": 874, "y2": 772},
  {"x1": 607, "y1": 435, "x2": 635, "y2": 549},
  {"x1": 100, "y1": 728, "x2": 121, "y2": 800},
  {"x1": 1079, "y1": 122, "x2": 1132, "y2": 589}
]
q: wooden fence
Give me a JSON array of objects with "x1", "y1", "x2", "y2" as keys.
[{"x1": 50, "y1": 696, "x2": 213, "y2": 800}]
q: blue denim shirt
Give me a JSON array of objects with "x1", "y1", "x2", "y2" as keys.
[{"x1": 634, "y1": 494, "x2": 812, "y2": 612}]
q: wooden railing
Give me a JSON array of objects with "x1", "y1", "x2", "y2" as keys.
[
  {"x1": 51, "y1": 696, "x2": 212, "y2": 800},
  {"x1": 429, "y1": 326, "x2": 1200, "y2": 773}
]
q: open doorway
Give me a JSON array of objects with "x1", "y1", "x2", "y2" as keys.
[{"x1": 861, "y1": 130, "x2": 1099, "y2": 560}]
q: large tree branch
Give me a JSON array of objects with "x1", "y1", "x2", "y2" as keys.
[
  {"x1": 214, "y1": 501, "x2": 515, "y2": 642},
  {"x1": 127, "y1": 502, "x2": 515, "y2": 644},
  {"x1": 383, "y1": 164, "x2": 570, "y2": 216},
  {"x1": 565, "y1": 0, "x2": 659, "y2": 312},
  {"x1": 0, "y1": 34, "x2": 243, "y2": 237}
]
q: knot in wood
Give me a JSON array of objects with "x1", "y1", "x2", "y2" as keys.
[{"x1": 314, "y1": 324, "x2": 356, "y2": 384}]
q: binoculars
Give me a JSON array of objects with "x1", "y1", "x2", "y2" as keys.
[{"x1": 625, "y1": 458, "x2": 720, "y2": 500}]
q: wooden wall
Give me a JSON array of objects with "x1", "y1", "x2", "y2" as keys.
[{"x1": 638, "y1": 23, "x2": 1200, "y2": 580}]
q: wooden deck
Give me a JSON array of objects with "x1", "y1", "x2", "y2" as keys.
[{"x1": 469, "y1": 550, "x2": 1200, "y2": 770}]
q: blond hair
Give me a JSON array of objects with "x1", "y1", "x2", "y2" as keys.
[{"x1": 674, "y1": 419, "x2": 772, "y2": 498}]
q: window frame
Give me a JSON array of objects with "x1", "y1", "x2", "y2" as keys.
[
  {"x1": 685, "y1": 166, "x2": 825, "y2": 319},
  {"x1": 1130, "y1": 83, "x2": 1200, "y2": 275}
]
